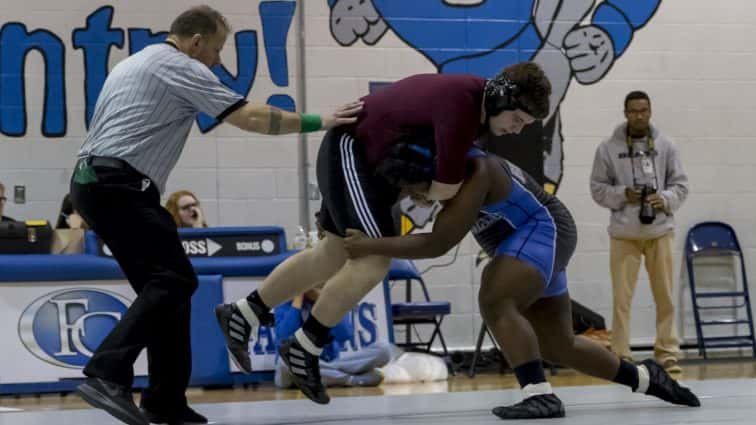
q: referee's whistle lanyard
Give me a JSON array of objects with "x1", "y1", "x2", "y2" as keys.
[{"x1": 626, "y1": 132, "x2": 659, "y2": 191}]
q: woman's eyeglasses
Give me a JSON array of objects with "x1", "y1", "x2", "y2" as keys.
[{"x1": 179, "y1": 202, "x2": 199, "y2": 211}]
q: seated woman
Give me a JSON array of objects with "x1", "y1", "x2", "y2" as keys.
[
  {"x1": 165, "y1": 190, "x2": 207, "y2": 228},
  {"x1": 344, "y1": 145, "x2": 700, "y2": 419},
  {"x1": 274, "y1": 286, "x2": 393, "y2": 388}
]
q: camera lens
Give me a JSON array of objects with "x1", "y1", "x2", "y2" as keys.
[{"x1": 638, "y1": 185, "x2": 656, "y2": 224}]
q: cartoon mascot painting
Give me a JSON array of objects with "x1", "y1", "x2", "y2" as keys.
[{"x1": 329, "y1": 0, "x2": 661, "y2": 196}]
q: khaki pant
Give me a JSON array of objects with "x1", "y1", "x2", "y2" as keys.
[{"x1": 609, "y1": 232, "x2": 680, "y2": 361}]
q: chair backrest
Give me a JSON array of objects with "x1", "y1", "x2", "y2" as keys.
[
  {"x1": 387, "y1": 258, "x2": 422, "y2": 281},
  {"x1": 385, "y1": 259, "x2": 431, "y2": 302},
  {"x1": 685, "y1": 221, "x2": 742, "y2": 258}
]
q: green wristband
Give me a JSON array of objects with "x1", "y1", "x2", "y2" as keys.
[{"x1": 300, "y1": 113, "x2": 322, "y2": 133}]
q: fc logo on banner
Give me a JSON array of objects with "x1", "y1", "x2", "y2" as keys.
[{"x1": 18, "y1": 288, "x2": 131, "y2": 368}]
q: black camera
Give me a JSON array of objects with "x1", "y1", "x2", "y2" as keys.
[{"x1": 638, "y1": 185, "x2": 656, "y2": 225}]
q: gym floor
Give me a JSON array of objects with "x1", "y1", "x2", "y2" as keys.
[{"x1": 1, "y1": 357, "x2": 755, "y2": 424}]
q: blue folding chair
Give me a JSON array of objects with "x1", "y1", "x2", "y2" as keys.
[
  {"x1": 385, "y1": 259, "x2": 451, "y2": 357},
  {"x1": 685, "y1": 221, "x2": 756, "y2": 359}
]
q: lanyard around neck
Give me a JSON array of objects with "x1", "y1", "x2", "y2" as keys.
[
  {"x1": 626, "y1": 133, "x2": 658, "y2": 189},
  {"x1": 626, "y1": 133, "x2": 654, "y2": 157}
]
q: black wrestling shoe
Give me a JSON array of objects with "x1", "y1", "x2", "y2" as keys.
[
  {"x1": 77, "y1": 377, "x2": 149, "y2": 425},
  {"x1": 641, "y1": 359, "x2": 700, "y2": 407},
  {"x1": 141, "y1": 404, "x2": 208, "y2": 424},
  {"x1": 492, "y1": 393, "x2": 566, "y2": 419},
  {"x1": 278, "y1": 336, "x2": 330, "y2": 404},
  {"x1": 215, "y1": 300, "x2": 270, "y2": 374}
]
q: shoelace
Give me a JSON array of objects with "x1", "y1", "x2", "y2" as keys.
[
  {"x1": 518, "y1": 396, "x2": 552, "y2": 414},
  {"x1": 494, "y1": 395, "x2": 561, "y2": 418},
  {"x1": 647, "y1": 363, "x2": 685, "y2": 401}
]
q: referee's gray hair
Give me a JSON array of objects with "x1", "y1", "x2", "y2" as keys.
[{"x1": 170, "y1": 5, "x2": 231, "y2": 38}]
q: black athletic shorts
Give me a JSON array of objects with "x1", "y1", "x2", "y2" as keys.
[{"x1": 316, "y1": 128, "x2": 400, "y2": 238}]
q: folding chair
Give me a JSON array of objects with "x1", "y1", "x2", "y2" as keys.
[
  {"x1": 685, "y1": 221, "x2": 756, "y2": 359},
  {"x1": 385, "y1": 259, "x2": 451, "y2": 357}
]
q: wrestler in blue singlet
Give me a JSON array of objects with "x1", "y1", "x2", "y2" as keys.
[{"x1": 467, "y1": 148, "x2": 576, "y2": 298}]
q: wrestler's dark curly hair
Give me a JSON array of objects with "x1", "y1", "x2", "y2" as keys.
[
  {"x1": 495, "y1": 61, "x2": 552, "y2": 119},
  {"x1": 374, "y1": 143, "x2": 434, "y2": 187}
]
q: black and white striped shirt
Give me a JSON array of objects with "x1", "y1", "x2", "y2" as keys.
[{"x1": 78, "y1": 43, "x2": 245, "y2": 193}]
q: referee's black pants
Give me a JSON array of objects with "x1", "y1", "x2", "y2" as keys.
[{"x1": 70, "y1": 157, "x2": 198, "y2": 411}]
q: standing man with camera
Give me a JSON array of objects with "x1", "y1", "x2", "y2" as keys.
[{"x1": 590, "y1": 91, "x2": 689, "y2": 373}]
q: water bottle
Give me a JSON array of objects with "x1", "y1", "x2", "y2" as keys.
[
  {"x1": 293, "y1": 226, "x2": 308, "y2": 250},
  {"x1": 308, "y1": 230, "x2": 320, "y2": 248}
]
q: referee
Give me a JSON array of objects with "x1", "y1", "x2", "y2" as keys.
[{"x1": 71, "y1": 6, "x2": 360, "y2": 425}]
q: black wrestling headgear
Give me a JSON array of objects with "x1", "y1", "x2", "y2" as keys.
[{"x1": 484, "y1": 78, "x2": 531, "y2": 119}]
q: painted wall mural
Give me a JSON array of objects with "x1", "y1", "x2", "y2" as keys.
[
  {"x1": 328, "y1": 0, "x2": 662, "y2": 194},
  {"x1": 0, "y1": 1, "x2": 296, "y2": 138}
]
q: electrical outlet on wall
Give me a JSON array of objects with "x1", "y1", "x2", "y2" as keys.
[{"x1": 13, "y1": 186, "x2": 25, "y2": 204}]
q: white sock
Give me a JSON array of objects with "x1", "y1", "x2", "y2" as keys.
[
  {"x1": 636, "y1": 364, "x2": 651, "y2": 394},
  {"x1": 235, "y1": 299, "x2": 259, "y2": 328},
  {"x1": 294, "y1": 329, "x2": 323, "y2": 356},
  {"x1": 522, "y1": 382, "x2": 553, "y2": 398}
]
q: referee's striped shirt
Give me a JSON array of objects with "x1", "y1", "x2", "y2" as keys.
[{"x1": 78, "y1": 42, "x2": 245, "y2": 193}]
